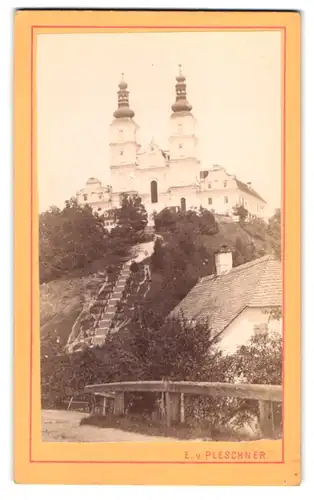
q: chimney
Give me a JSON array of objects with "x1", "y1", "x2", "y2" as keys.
[{"x1": 215, "y1": 245, "x2": 233, "y2": 276}]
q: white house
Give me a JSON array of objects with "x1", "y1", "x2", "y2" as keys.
[
  {"x1": 76, "y1": 67, "x2": 268, "y2": 222},
  {"x1": 171, "y1": 247, "x2": 282, "y2": 355}
]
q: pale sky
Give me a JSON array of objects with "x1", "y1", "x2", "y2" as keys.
[{"x1": 37, "y1": 31, "x2": 282, "y2": 213}]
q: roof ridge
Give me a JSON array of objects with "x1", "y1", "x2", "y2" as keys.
[
  {"x1": 197, "y1": 255, "x2": 273, "y2": 284},
  {"x1": 227, "y1": 254, "x2": 272, "y2": 275}
]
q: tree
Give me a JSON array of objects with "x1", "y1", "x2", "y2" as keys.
[
  {"x1": 233, "y1": 236, "x2": 258, "y2": 267},
  {"x1": 233, "y1": 204, "x2": 249, "y2": 223},
  {"x1": 39, "y1": 198, "x2": 108, "y2": 283},
  {"x1": 112, "y1": 193, "x2": 148, "y2": 242},
  {"x1": 125, "y1": 311, "x2": 216, "y2": 382},
  {"x1": 267, "y1": 209, "x2": 281, "y2": 260}
]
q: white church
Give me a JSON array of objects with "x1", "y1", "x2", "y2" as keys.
[{"x1": 76, "y1": 66, "x2": 268, "y2": 227}]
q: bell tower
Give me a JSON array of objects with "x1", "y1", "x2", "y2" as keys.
[
  {"x1": 109, "y1": 74, "x2": 140, "y2": 193},
  {"x1": 168, "y1": 65, "x2": 199, "y2": 184}
]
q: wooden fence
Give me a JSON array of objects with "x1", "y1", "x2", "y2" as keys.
[{"x1": 85, "y1": 380, "x2": 282, "y2": 438}]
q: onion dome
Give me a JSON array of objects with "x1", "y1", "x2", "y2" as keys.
[
  {"x1": 171, "y1": 64, "x2": 192, "y2": 113},
  {"x1": 113, "y1": 73, "x2": 135, "y2": 119},
  {"x1": 86, "y1": 177, "x2": 101, "y2": 185}
]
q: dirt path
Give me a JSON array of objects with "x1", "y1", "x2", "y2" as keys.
[{"x1": 42, "y1": 410, "x2": 175, "y2": 442}]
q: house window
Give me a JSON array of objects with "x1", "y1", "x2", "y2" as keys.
[
  {"x1": 208, "y1": 182, "x2": 212, "y2": 189},
  {"x1": 180, "y1": 197, "x2": 186, "y2": 212},
  {"x1": 208, "y1": 197, "x2": 212, "y2": 205},
  {"x1": 98, "y1": 193, "x2": 103, "y2": 200},
  {"x1": 178, "y1": 124, "x2": 183, "y2": 134},
  {"x1": 179, "y1": 144, "x2": 183, "y2": 149},
  {"x1": 253, "y1": 323, "x2": 268, "y2": 336},
  {"x1": 83, "y1": 194, "x2": 88, "y2": 201},
  {"x1": 224, "y1": 196, "x2": 228, "y2": 204},
  {"x1": 151, "y1": 180, "x2": 158, "y2": 203},
  {"x1": 260, "y1": 205, "x2": 264, "y2": 212},
  {"x1": 224, "y1": 180, "x2": 228, "y2": 188},
  {"x1": 120, "y1": 150, "x2": 124, "y2": 156},
  {"x1": 244, "y1": 200, "x2": 248, "y2": 207},
  {"x1": 239, "y1": 196, "x2": 244, "y2": 205}
]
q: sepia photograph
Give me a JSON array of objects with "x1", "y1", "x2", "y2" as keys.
[{"x1": 38, "y1": 30, "x2": 282, "y2": 444}]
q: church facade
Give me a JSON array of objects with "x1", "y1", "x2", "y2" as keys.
[{"x1": 76, "y1": 67, "x2": 268, "y2": 226}]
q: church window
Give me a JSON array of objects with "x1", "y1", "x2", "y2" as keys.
[
  {"x1": 180, "y1": 197, "x2": 186, "y2": 212},
  {"x1": 118, "y1": 129, "x2": 124, "y2": 141},
  {"x1": 224, "y1": 196, "x2": 228, "y2": 204},
  {"x1": 208, "y1": 182, "x2": 212, "y2": 189},
  {"x1": 208, "y1": 198, "x2": 212, "y2": 205},
  {"x1": 224, "y1": 180, "x2": 228, "y2": 188},
  {"x1": 178, "y1": 124, "x2": 183, "y2": 134},
  {"x1": 83, "y1": 194, "x2": 88, "y2": 201},
  {"x1": 151, "y1": 180, "x2": 158, "y2": 203}
]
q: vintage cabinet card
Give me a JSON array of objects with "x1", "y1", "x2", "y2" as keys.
[{"x1": 14, "y1": 10, "x2": 301, "y2": 485}]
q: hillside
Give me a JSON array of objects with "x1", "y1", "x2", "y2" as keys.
[{"x1": 40, "y1": 215, "x2": 280, "y2": 351}]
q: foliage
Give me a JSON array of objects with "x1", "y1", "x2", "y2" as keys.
[
  {"x1": 39, "y1": 198, "x2": 108, "y2": 283},
  {"x1": 148, "y1": 208, "x2": 218, "y2": 318},
  {"x1": 267, "y1": 209, "x2": 281, "y2": 260},
  {"x1": 111, "y1": 193, "x2": 148, "y2": 243},
  {"x1": 154, "y1": 207, "x2": 218, "y2": 236},
  {"x1": 233, "y1": 204, "x2": 249, "y2": 223},
  {"x1": 41, "y1": 311, "x2": 218, "y2": 409},
  {"x1": 129, "y1": 261, "x2": 140, "y2": 273},
  {"x1": 233, "y1": 236, "x2": 258, "y2": 267},
  {"x1": 210, "y1": 328, "x2": 282, "y2": 432}
]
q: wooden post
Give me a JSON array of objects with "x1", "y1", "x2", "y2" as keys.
[
  {"x1": 170, "y1": 393, "x2": 181, "y2": 424},
  {"x1": 180, "y1": 393, "x2": 185, "y2": 424},
  {"x1": 165, "y1": 391, "x2": 171, "y2": 427},
  {"x1": 102, "y1": 396, "x2": 107, "y2": 416},
  {"x1": 67, "y1": 396, "x2": 73, "y2": 411},
  {"x1": 113, "y1": 392, "x2": 125, "y2": 416},
  {"x1": 160, "y1": 392, "x2": 166, "y2": 423},
  {"x1": 258, "y1": 400, "x2": 275, "y2": 438}
]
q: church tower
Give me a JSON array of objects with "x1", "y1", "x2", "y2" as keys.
[
  {"x1": 168, "y1": 65, "x2": 199, "y2": 168},
  {"x1": 109, "y1": 74, "x2": 140, "y2": 193}
]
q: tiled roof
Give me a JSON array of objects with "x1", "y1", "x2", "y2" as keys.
[
  {"x1": 235, "y1": 179, "x2": 267, "y2": 204},
  {"x1": 171, "y1": 255, "x2": 281, "y2": 337}
]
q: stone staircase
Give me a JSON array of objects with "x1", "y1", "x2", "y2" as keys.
[
  {"x1": 66, "y1": 239, "x2": 156, "y2": 352},
  {"x1": 91, "y1": 262, "x2": 132, "y2": 347}
]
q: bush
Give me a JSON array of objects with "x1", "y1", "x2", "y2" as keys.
[{"x1": 130, "y1": 261, "x2": 140, "y2": 273}]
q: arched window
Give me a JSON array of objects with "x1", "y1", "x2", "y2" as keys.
[
  {"x1": 180, "y1": 197, "x2": 186, "y2": 212},
  {"x1": 151, "y1": 180, "x2": 158, "y2": 203}
]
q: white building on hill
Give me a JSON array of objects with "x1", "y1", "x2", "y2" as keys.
[{"x1": 76, "y1": 67, "x2": 268, "y2": 223}]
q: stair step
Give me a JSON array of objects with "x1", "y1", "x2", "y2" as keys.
[
  {"x1": 95, "y1": 328, "x2": 110, "y2": 335},
  {"x1": 92, "y1": 337, "x2": 106, "y2": 347},
  {"x1": 104, "y1": 311, "x2": 115, "y2": 317},
  {"x1": 98, "y1": 320, "x2": 112, "y2": 328}
]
